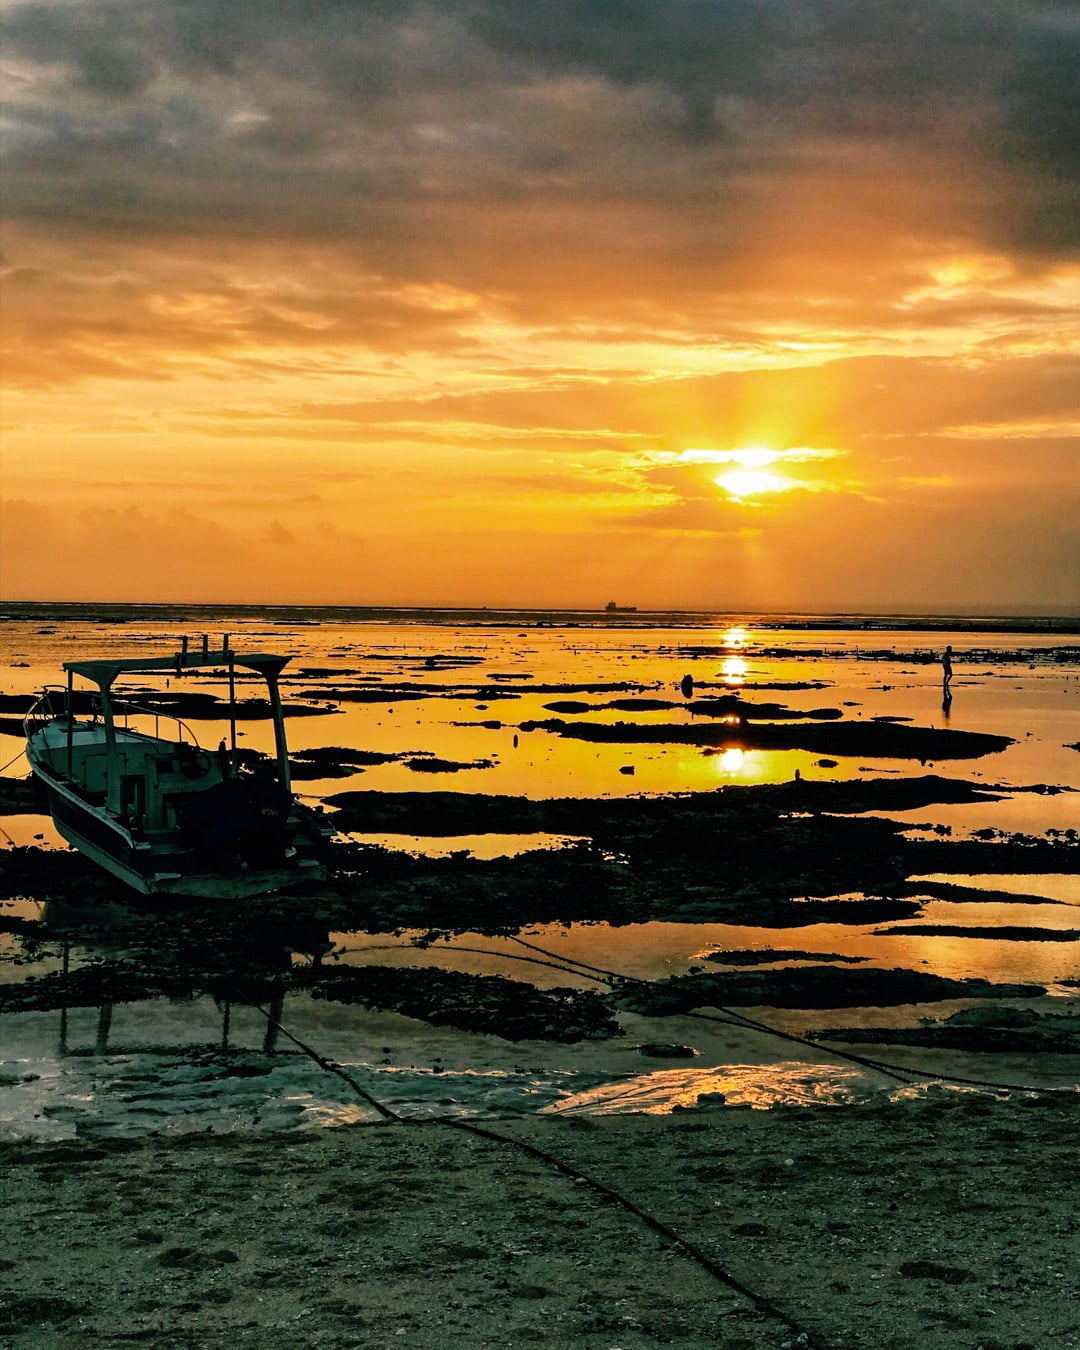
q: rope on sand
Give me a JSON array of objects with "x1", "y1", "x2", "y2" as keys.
[{"x1": 238, "y1": 990, "x2": 834, "y2": 1350}]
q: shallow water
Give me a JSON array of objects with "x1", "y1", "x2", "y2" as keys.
[
  {"x1": 4, "y1": 609, "x2": 1078, "y2": 813},
  {"x1": 2, "y1": 606, "x2": 1078, "y2": 1134}
]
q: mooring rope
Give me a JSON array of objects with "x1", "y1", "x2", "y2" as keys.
[
  {"x1": 498, "y1": 933, "x2": 1078, "y2": 1098},
  {"x1": 0, "y1": 746, "x2": 27, "y2": 774}
]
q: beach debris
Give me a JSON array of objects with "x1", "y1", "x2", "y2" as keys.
[{"x1": 633, "y1": 1042, "x2": 699, "y2": 1058}]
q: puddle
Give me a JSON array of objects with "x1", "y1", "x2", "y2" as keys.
[
  {"x1": 0, "y1": 815, "x2": 65, "y2": 850},
  {"x1": 399, "y1": 917, "x2": 1080, "y2": 991},
  {"x1": 343, "y1": 832, "x2": 588, "y2": 859}
]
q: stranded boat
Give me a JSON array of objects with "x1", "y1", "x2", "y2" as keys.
[{"x1": 24, "y1": 638, "x2": 334, "y2": 898}]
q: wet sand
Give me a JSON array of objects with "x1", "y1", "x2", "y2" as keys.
[{"x1": 2, "y1": 1094, "x2": 1078, "y2": 1349}]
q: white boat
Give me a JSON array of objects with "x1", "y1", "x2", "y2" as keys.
[{"x1": 24, "y1": 638, "x2": 334, "y2": 898}]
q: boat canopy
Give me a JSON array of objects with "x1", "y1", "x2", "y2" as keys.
[
  {"x1": 63, "y1": 642, "x2": 290, "y2": 692},
  {"x1": 56, "y1": 639, "x2": 295, "y2": 792}
]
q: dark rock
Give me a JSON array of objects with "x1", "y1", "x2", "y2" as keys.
[{"x1": 899, "y1": 1260, "x2": 973, "y2": 1284}]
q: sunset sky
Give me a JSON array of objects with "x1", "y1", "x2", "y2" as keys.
[{"x1": 2, "y1": 0, "x2": 1078, "y2": 613}]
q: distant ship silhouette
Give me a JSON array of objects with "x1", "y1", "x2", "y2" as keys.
[{"x1": 604, "y1": 600, "x2": 637, "y2": 612}]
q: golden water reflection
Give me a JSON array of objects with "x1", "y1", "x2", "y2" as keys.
[
  {"x1": 713, "y1": 746, "x2": 746, "y2": 775},
  {"x1": 330, "y1": 912, "x2": 1078, "y2": 990},
  {"x1": 546, "y1": 1062, "x2": 872, "y2": 1114}
]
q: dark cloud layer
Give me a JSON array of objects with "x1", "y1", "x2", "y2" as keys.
[{"x1": 4, "y1": 0, "x2": 1079, "y2": 259}]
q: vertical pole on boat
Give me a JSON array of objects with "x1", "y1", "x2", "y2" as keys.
[
  {"x1": 266, "y1": 671, "x2": 292, "y2": 791},
  {"x1": 99, "y1": 680, "x2": 117, "y2": 752},
  {"x1": 66, "y1": 669, "x2": 74, "y2": 778},
  {"x1": 226, "y1": 640, "x2": 238, "y2": 774}
]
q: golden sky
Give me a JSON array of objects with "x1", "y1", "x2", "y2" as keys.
[{"x1": 1, "y1": 0, "x2": 1078, "y2": 612}]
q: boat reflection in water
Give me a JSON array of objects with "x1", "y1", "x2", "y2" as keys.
[{"x1": 37, "y1": 893, "x2": 334, "y2": 1059}]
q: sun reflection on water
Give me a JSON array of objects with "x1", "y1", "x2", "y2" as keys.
[{"x1": 714, "y1": 746, "x2": 745, "y2": 775}]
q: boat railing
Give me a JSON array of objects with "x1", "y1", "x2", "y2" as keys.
[
  {"x1": 113, "y1": 697, "x2": 200, "y2": 749},
  {"x1": 23, "y1": 687, "x2": 73, "y2": 742},
  {"x1": 24, "y1": 686, "x2": 201, "y2": 751}
]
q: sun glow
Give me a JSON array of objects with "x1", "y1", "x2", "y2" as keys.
[
  {"x1": 728, "y1": 446, "x2": 780, "y2": 468},
  {"x1": 681, "y1": 445, "x2": 781, "y2": 468}
]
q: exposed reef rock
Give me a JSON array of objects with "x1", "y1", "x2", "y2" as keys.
[
  {"x1": 703, "y1": 948, "x2": 871, "y2": 966},
  {"x1": 872, "y1": 923, "x2": 1080, "y2": 942},
  {"x1": 298, "y1": 966, "x2": 621, "y2": 1042},
  {"x1": 815, "y1": 1006, "x2": 1080, "y2": 1055},
  {"x1": 613, "y1": 966, "x2": 1045, "y2": 1015},
  {"x1": 517, "y1": 716, "x2": 1012, "y2": 760}
]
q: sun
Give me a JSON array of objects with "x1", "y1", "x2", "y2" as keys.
[
  {"x1": 678, "y1": 444, "x2": 798, "y2": 501},
  {"x1": 713, "y1": 445, "x2": 793, "y2": 498},
  {"x1": 714, "y1": 467, "x2": 791, "y2": 500},
  {"x1": 675, "y1": 443, "x2": 840, "y2": 502}
]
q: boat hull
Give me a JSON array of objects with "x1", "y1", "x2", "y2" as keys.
[{"x1": 34, "y1": 761, "x2": 328, "y2": 899}]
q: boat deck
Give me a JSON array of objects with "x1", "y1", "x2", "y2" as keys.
[{"x1": 35, "y1": 719, "x2": 176, "y2": 751}]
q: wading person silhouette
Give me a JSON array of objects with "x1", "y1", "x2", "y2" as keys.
[{"x1": 941, "y1": 645, "x2": 954, "y2": 694}]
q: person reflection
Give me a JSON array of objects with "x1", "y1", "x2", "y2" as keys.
[{"x1": 941, "y1": 690, "x2": 953, "y2": 721}]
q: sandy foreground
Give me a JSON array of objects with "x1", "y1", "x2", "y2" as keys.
[{"x1": 1, "y1": 1094, "x2": 1078, "y2": 1350}]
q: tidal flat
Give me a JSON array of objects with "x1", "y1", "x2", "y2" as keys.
[{"x1": 1, "y1": 605, "x2": 1078, "y2": 1346}]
